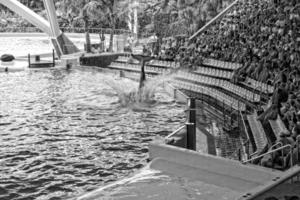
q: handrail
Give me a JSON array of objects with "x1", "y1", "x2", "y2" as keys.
[
  {"x1": 242, "y1": 144, "x2": 293, "y2": 166},
  {"x1": 239, "y1": 166, "x2": 300, "y2": 200},
  {"x1": 165, "y1": 125, "x2": 186, "y2": 139},
  {"x1": 189, "y1": 0, "x2": 240, "y2": 41},
  {"x1": 270, "y1": 142, "x2": 282, "y2": 150}
]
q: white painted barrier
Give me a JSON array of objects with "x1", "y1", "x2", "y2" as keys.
[{"x1": 149, "y1": 143, "x2": 281, "y2": 192}]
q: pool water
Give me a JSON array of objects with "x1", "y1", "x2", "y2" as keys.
[
  {"x1": 0, "y1": 67, "x2": 185, "y2": 200},
  {"x1": 0, "y1": 35, "x2": 95, "y2": 57},
  {"x1": 0, "y1": 34, "x2": 115, "y2": 57}
]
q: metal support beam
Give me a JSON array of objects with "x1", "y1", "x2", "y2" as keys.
[
  {"x1": 189, "y1": 0, "x2": 240, "y2": 42},
  {"x1": 0, "y1": 0, "x2": 79, "y2": 57},
  {"x1": 0, "y1": 0, "x2": 52, "y2": 35},
  {"x1": 42, "y1": 0, "x2": 61, "y2": 38}
]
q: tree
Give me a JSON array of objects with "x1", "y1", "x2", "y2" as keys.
[
  {"x1": 144, "y1": 0, "x2": 229, "y2": 38},
  {"x1": 57, "y1": 0, "x2": 104, "y2": 53},
  {"x1": 97, "y1": 0, "x2": 130, "y2": 52}
]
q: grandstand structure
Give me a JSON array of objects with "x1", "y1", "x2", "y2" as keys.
[
  {"x1": 95, "y1": 0, "x2": 300, "y2": 198},
  {"x1": 182, "y1": 0, "x2": 300, "y2": 169},
  {"x1": 105, "y1": 0, "x2": 300, "y2": 167}
]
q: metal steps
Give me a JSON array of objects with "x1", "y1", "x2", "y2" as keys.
[
  {"x1": 247, "y1": 113, "x2": 268, "y2": 153},
  {"x1": 269, "y1": 116, "x2": 289, "y2": 140}
]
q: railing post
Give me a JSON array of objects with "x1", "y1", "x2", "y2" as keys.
[
  {"x1": 186, "y1": 98, "x2": 196, "y2": 151},
  {"x1": 52, "y1": 49, "x2": 55, "y2": 67},
  {"x1": 28, "y1": 53, "x2": 31, "y2": 68},
  {"x1": 174, "y1": 88, "x2": 177, "y2": 99}
]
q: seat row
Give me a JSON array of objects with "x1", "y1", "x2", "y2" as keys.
[
  {"x1": 195, "y1": 66, "x2": 233, "y2": 79},
  {"x1": 172, "y1": 80, "x2": 246, "y2": 111},
  {"x1": 122, "y1": 71, "x2": 155, "y2": 79},
  {"x1": 244, "y1": 77, "x2": 274, "y2": 94},
  {"x1": 109, "y1": 62, "x2": 170, "y2": 74},
  {"x1": 116, "y1": 56, "x2": 180, "y2": 68},
  {"x1": 116, "y1": 56, "x2": 139, "y2": 64},
  {"x1": 203, "y1": 58, "x2": 242, "y2": 70},
  {"x1": 149, "y1": 60, "x2": 180, "y2": 68},
  {"x1": 176, "y1": 71, "x2": 260, "y2": 103}
]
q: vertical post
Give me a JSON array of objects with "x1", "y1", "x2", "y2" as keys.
[
  {"x1": 52, "y1": 49, "x2": 55, "y2": 67},
  {"x1": 238, "y1": 148, "x2": 241, "y2": 161},
  {"x1": 174, "y1": 88, "x2": 177, "y2": 99},
  {"x1": 28, "y1": 53, "x2": 30, "y2": 68},
  {"x1": 186, "y1": 98, "x2": 196, "y2": 150}
]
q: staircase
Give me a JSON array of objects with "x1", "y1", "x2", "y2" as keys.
[{"x1": 247, "y1": 113, "x2": 268, "y2": 155}]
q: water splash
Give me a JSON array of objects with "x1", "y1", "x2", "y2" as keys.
[{"x1": 103, "y1": 73, "x2": 174, "y2": 110}]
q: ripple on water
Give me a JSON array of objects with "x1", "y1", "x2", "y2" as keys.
[{"x1": 0, "y1": 68, "x2": 184, "y2": 200}]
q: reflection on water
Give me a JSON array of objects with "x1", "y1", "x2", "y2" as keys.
[{"x1": 0, "y1": 67, "x2": 185, "y2": 200}]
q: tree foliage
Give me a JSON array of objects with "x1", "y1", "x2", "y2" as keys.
[{"x1": 142, "y1": 0, "x2": 233, "y2": 38}]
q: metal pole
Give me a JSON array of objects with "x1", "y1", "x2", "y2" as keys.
[
  {"x1": 186, "y1": 98, "x2": 196, "y2": 150},
  {"x1": 28, "y1": 53, "x2": 30, "y2": 68},
  {"x1": 52, "y1": 49, "x2": 55, "y2": 67},
  {"x1": 174, "y1": 88, "x2": 177, "y2": 99}
]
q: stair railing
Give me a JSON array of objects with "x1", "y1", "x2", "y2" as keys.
[
  {"x1": 242, "y1": 144, "x2": 293, "y2": 168},
  {"x1": 270, "y1": 142, "x2": 283, "y2": 150}
]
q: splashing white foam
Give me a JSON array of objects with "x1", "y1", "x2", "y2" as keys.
[{"x1": 102, "y1": 72, "x2": 175, "y2": 110}]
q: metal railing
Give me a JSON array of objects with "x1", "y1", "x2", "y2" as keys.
[
  {"x1": 0, "y1": 26, "x2": 42, "y2": 33},
  {"x1": 242, "y1": 144, "x2": 293, "y2": 169},
  {"x1": 165, "y1": 125, "x2": 186, "y2": 140},
  {"x1": 61, "y1": 27, "x2": 131, "y2": 35},
  {"x1": 1, "y1": 26, "x2": 130, "y2": 35}
]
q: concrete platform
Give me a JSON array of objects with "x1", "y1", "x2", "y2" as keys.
[
  {"x1": 76, "y1": 164, "x2": 241, "y2": 200},
  {"x1": 76, "y1": 143, "x2": 284, "y2": 200},
  {"x1": 80, "y1": 53, "x2": 127, "y2": 68}
]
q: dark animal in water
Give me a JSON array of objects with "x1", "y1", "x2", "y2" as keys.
[{"x1": 130, "y1": 54, "x2": 154, "y2": 90}]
